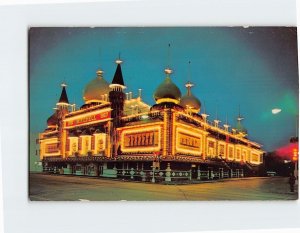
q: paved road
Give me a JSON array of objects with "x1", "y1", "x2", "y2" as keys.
[{"x1": 29, "y1": 173, "x2": 298, "y2": 201}]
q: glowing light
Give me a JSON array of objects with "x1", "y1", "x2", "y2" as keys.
[
  {"x1": 272, "y1": 108, "x2": 282, "y2": 114},
  {"x1": 156, "y1": 98, "x2": 179, "y2": 104},
  {"x1": 141, "y1": 115, "x2": 149, "y2": 120},
  {"x1": 175, "y1": 127, "x2": 202, "y2": 155},
  {"x1": 120, "y1": 125, "x2": 161, "y2": 153},
  {"x1": 115, "y1": 58, "x2": 123, "y2": 64},
  {"x1": 164, "y1": 68, "x2": 173, "y2": 74}
]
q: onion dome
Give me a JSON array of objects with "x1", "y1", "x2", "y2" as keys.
[
  {"x1": 153, "y1": 68, "x2": 181, "y2": 104},
  {"x1": 47, "y1": 110, "x2": 58, "y2": 128},
  {"x1": 180, "y1": 82, "x2": 201, "y2": 113},
  {"x1": 83, "y1": 69, "x2": 110, "y2": 104}
]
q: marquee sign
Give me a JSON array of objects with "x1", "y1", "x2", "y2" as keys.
[
  {"x1": 65, "y1": 111, "x2": 111, "y2": 128},
  {"x1": 176, "y1": 127, "x2": 202, "y2": 155},
  {"x1": 123, "y1": 131, "x2": 159, "y2": 148},
  {"x1": 121, "y1": 126, "x2": 161, "y2": 153},
  {"x1": 178, "y1": 132, "x2": 201, "y2": 150}
]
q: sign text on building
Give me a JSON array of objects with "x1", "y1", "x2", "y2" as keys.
[{"x1": 65, "y1": 111, "x2": 110, "y2": 127}]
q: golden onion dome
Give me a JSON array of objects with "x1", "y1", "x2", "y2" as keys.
[
  {"x1": 83, "y1": 69, "x2": 110, "y2": 103},
  {"x1": 153, "y1": 68, "x2": 181, "y2": 104},
  {"x1": 180, "y1": 82, "x2": 201, "y2": 113}
]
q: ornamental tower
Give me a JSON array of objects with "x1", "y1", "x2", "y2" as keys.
[
  {"x1": 57, "y1": 83, "x2": 69, "y2": 114},
  {"x1": 109, "y1": 57, "x2": 126, "y2": 126},
  {"x1": 56, "y1": 83, "x2": 70, "y2": 158}
]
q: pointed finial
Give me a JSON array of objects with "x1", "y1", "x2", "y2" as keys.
[
  {"x1": 96, "y1": 69, "x2": 104, "y2": 77},
  {"x1": 96, "y1": 48, "x2": 104, "y2": 77},
  {"x1": 188, "y1": 61, "x2": 191, "y2": 81},
  {"x1": 223, "y1": 113, "x2": 230, "y2": 130},
  {"x1": 237, "y1": 105, "x2": 244, "y2": 121},
  {"x1": 165, "y1": 43, "x2": 173, "y2": 75},
  {"x1": 185, "y1": 81, "x2": 194, "y2": 96},
  {"x1": 98, "y1": 48, "x2": 102, "y2": 63},
  {"x1": 168, "y1": 43, "x2": 171, "y2": 66},
  {"x1": 115, "y1": 52, "x2": 123, "y2": 64},
  {"x1": 164, "y1": 67, "x2": 173, "y2": 75},
  {"x1": 214, "y1": 105, "x2": 221, "y2": 126},
  {"x1": 201, "y1": 102, "x2": 209, "y2": 120}
]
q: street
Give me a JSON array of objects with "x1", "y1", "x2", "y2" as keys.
[{"x1": 29, "y1": 173, "x2": 298, "y2": 201}]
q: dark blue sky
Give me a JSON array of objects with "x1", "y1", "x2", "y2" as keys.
[{"x1": 29, "y1": 27, "x2": 299, "y2": 151}]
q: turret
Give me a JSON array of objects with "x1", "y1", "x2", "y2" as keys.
[
  {"x1": 109, "y1": 57, "x2": 126, "y2": 127},
  {"x1": 57, "y1": 83, "x2": 69, "y2": 116}
]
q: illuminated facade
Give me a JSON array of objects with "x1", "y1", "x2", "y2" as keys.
[{"x1": 38, "y1": 57, "x2": 264, "y2": 182}]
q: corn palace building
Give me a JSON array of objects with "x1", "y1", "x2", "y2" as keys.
[{"x1": 37, "y1": 57, "x2": 264, "y2": 182}]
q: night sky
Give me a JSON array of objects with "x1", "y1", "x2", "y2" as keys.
[{"x1": 29, "y1": 27, "x2": 299, "y2": 152}]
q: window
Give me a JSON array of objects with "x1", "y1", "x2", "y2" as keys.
[
  {"x1": 236, "y1": 149, "x2": 241, "y2": 160},
  {"x1": 66, "y1": 139, "x2": 70, "y2": 152},
  {"x1": 45, "y1": 143, "x2": 59, "y2": 153},
  {"x1": 229, "y1": 147, "x2": 233, "y2": 158},
  {"x1": 78, "y1": 137, "x2": 82, "y2": 150},
  {"x1": 91, "y1": 135, "x2": 95, "y2": 150},
  {"x1": 208, "y1": 141, "x2": 215, "y2": 148},
  {"x1": 219, "y1": 144, "x2": 225, "y2": 156}
]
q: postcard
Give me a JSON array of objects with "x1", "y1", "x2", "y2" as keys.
[{"x1": 29, "y1": 27, "x2": 298, "y2": 201}]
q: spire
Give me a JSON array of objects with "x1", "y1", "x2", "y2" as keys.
[
  {"x1": 58, "y1": 83, "x2": 69, "y2": 105},
  {"x1": 223, "y1": 113, "x2": 230, "y2": 131},
  {"x1": 184, "y1": 61, "x2": 194, "y2": 96},
  {"x1": 237, "y1": 104, "x2": 244, "y2": 121},
  {"x1": 111, "y1": 54, "x2": 125, "y2": 87},
  {"x1": 187, "y1": 60, "x2": 191, "y2": 83},
  {"x1": 96, "y1": 48, "x2": 104, "y2": 79},
  {"x1": 164, "y1": 44, "x2": 173, "y2": 76},
  {"x1": 236, "y1": 105, "x2": 247, "y2": 135},
  {"x1": 201, "y1": 102, "x2": 209, "y2": 120},
  {"x1": 185, "y1": 81, "x2": 194, "y2": 96},
  {"x1": 214, "y1": 106, "x2": 221, "y2": 127},
  {"x1": 96, "y1": 68, "x2": 104, "y2": 79}
]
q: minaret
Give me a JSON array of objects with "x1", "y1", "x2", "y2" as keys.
[
  {"x1": 56, "y1": 83, "x2": 70, "y2": 158},
  {"x1": 109, "y1": 56, "x2": 126, "y2": 158},
  {"x1": 109, "y1": 56, "x2": 126, "y2": 126},
  {"x1": 57, "y1": 83, "x2": 69, "y2": 114}
]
